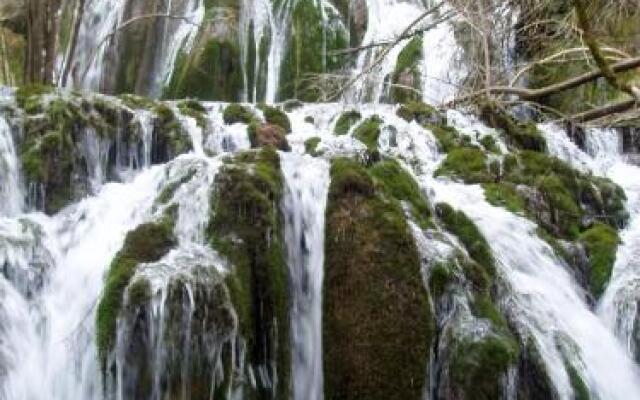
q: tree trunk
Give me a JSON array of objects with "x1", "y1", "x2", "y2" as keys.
[
  {"x1": 60, "y1": 0, "x2": 85, "y2": 87},
  {"x1": 25, "y1": 0, "x2": 60, "y2": 84}
]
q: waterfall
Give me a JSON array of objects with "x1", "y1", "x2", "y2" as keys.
[
  {"x1": 541, "y1": 124, "x2": 640, "y2": 362},
  {"x1": 0, "y1": 117, "x2": 22, "y2": 216},
  {"x1": 0, "y1": 166, "x2": 164, "y2": 399},
  {"x1": 379, "y1": 111, "x2": 640, "y2": 399},
  {"x1": 65, "y1": 0, "x2": 203, "y2": 95},
  {"x1": 280, "y1": 152, "x2": 330, "y2": 400}
]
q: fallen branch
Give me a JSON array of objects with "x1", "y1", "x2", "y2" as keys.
[{"x1": 449, "y1": 56, "x2": 640, "y2": 105}]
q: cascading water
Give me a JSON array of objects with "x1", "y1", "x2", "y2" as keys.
[
  {"x1": 376, "y1": 110, "x2": 640, "y2": 399},
  {"x1": 541, "y1": 124, "x2": 640, "y2": 362},
  {"x1": 0, "y1": 117, "x2": 21, "y2": 216},
  {"x1": 280, "y1": 152, "x2": 330, "y2": 400}
]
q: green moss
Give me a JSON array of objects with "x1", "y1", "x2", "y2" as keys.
[
  {"x1": 483, "y1": 183, "x2": 525, "y2": 213},
  {"x1": 334, "y1": 110, "x2": 361, "y2": 135},
  {"x1": 278, "y1": 0, "x2": 348, "y2": 101},
  {"x1": 222, "y1": 103, "x2": 256, "y2": 125},
  {"x1": 480, "y1": 103, "x2": 547, "y2": 152},
  {"x1": 152, "y1": 104, "x2": 192, "y2": 157},
  {"x1": 353, "y1": 115, "x2": 383, "y2": 153},
  {"x1": 369, "y1": 159, "x2": 431, "y2": 228},
  {"x1": 436, "y1": 203, "x2": 495, "y2": 286},
  {"x1": 566, "y1": 363, "x2": 591, "y2": 400},
  {"x1": 16, "y1": 84, "x2": 53, "y2": 114},
  {"x1": 207, "y1": 148, "x2": 290, "y2": 399},
  {"x1": 304, "y1": 137, "x2": 322, "y2": 156},
  {"x1": 429, "y1": 261, "x2": 455, "y2": 299},
  {"x1": 396, "y1": 101, "x2": 437, "y2": 124},
  {"x1": 536, "y1": 174, "x2": 581, "y2": 238},
  {"x1": 435, "y1": 147, "x2": 493, "y2": 184},
  {"x1": 479, "y1": 135, "x2": 500, "y2": 153},
  {"x1": 177, "y1": 100, "x2": 207, "y2": 129},
  {"x1": 118, "y1": 93, "x2": 157, "y2": 110},
  {"x1": 472, "y1": 294, "x2": 509, "y2": 329},
  {"x1": 427, "y1": 124, "x2": 461, "y2": 153},
  {"x1": 164, "y1": 38, "x2": 243, "y2": 101},
  {"x1": 328, "y1": 157, "x2": 375, "y2": 199},
  {"x1": 391, "y1": 37, "x2": 423, "y2": 103},
  {"x1": 259, "y1": 104, "x2": 291, "y2": 133},
  {"x1": 579, "y1": 223, "x2": 619, "y2": 298},
  {"x1": 450, "y1": 333, "x2": 519, "y2": 400},
  {"x1": 324, "y1": 158, "x2": 434, "y2": 400},
  {"x1": 96, "y1": 217, "x2": 176, "y2": 365}
]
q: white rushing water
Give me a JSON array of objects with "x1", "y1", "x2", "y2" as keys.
[
  {"x1": 281, "y1": 152, "x2": 330, "y2": 400},
  {"x1": 372, "y1": 111, "x2": 640, "y2": 399},
  {"x1": 0, "y1": 165, "x2": 164, "y2": 400},
  {"x1": 0, "y1": 117, "x2": 22, "y2": 216},
  {"x1": 541, "y1": 124, "x2": 640, "y2": 361}
]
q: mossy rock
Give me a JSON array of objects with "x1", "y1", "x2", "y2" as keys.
[
  {"x1": 304, "y1": 136, "x2": 322, "y2": 156},
  {"x1": 579, "y1": 223, "x2": 619, "y2": 298},
  {"x1": 427, "y1": 124, "x2": 461, "y2": 153},
  {"x1": 391, "y1": 37, "x2": 423, "y2": 103},
  {"x1": 435, "y1": 147, "x2": 493, "y2": 184},
  {"x1": 480, "y1": 102, "x2": 547, "y2": 152},
  {"x1": 247, "y1": 122, "x2": 291, "y2": 151},
  {"x1": 333, "y1": 110, "x2": 362, "y2": 135},
  {"x1": 177, "y1": 99, "x2": 207, "y2": 129},
  {"x1": 259, "y1": 104, "x2": 291, "y2": 133},
  {"x1": 483, "y1": 182, "x2": 526, "y2": 213},
  {"x1": 96, "y1": 217, "x2": 177, "y2": 367},
  {"x1": 369, "y1": 158, "x2": 431, "y2": 228},
  {"x1": 449, "y1": 333, "x2": 519, "y2": 400},
  {"x1": 15, "y1": 84, "x2": 54, "y2": 114},
  {"x1": 207, "y1": 148, "x2": 290, "y2": 399},
  {"x1": 436, "y1": 203, "x2": 495, "y2": 290},
  {"x1": 323, "y1": 158, "x2": 434, "y2": 400},
  {"x1": 164, "y1": 37, "x2": 244, "y2": 101},
  {"x1": 353, "y1": 115, "x2": 383, "y2": 158},
  {"x1": 222, "y1": 103, "x2": 256, "y2": 125},
  {"x1": 152, "y1": 104, "x2": 192, "y2": 162},
  {"x1": 396, "y1": 101, "x2": 440, "y2": 125}
]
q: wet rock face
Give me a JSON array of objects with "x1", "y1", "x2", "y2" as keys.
[
  {"x1": 323, "y1": 158, "x2": 434, "y2": 400},
  {"x1": 621, "y1": 127, "x2": 640, "y2": 154},
  {"x1": 115, "y1": 268, "x2": 237, "y2": 400},
  {"x1": 249, "y1": 123, "x2": 290, "y2": 151}
]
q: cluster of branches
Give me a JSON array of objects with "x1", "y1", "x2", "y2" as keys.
[{"x1": 327, "y1": 0, "x2": 639, "y2": 126}]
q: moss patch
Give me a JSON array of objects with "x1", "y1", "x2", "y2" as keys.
[
  {"x1": 396, "y1": 101, "x2": 438, "y2": 124},
  {"x1": 435, "y1": 147, "x2": 493, "y2": 184},
  {"x1": 207, "y1": 148, "x2": 290, "y2": 399},
  {"x1": 353, "y1": 115, "x2": 383, "y2": 154},
  {"x1": 480, "y1": 103, "x2": 547, "y2": 152},
  {"x1": 96, "y1": 217, "x2": 176, "y2": 365},
  {"x1": 334, "y1": 110, "x2": 361, "y2": 135},
  {"x1": 579, "y1": 223, "x2": 619, "y2": 298},
  {"x1": 259, "y1": 104, "x2": 291, "y2": 133},
  {"x1": 323, "y1": 158, "x2": 434, "y2": 400},
  {"x1": 222, "y1": 103, "x2": 256, "y2": 125},
  {"x1": 369, "y1": 159, "x2": 431, "y2": 228},
  {"x1": 304, "y1": 136, "x2": 322, "y2": 156}
]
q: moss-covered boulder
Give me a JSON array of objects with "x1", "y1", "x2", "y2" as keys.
[
  {"x1": 164, "y1": 1, "x2": 243, "y2": 100},
  {"x1": 435, "y1": 147, "x2": 494, "y2": 184},
  {"x1": 207, "y1": 148, "x2": 290, "y2": 399},
  {"x1": 222, "y1": 103, "x2": 256, "y2": 125},
  {"x1": 323, "y1": 158, "x2": 434, "y2": 400},
  {"x1": 579, "y1": 223, "x2": 620, "y2": 298},
  {"x1": 480, "y1": 103, "x2": 547, "y2": 152},
  {"x1": 96, "y1": 216, "x2": 177, "y2": 367},
  {"x1": 151, "y1": 104, "x2": 192, "y2": 162},
  {"x1": 259, "y1": 104, "x2": 291, "y2": 133},
  {"x1": 114, "y1": 265, "x2": 237, "y2": 399},
  {"x1": 396, "y1": 101, "x2": 441, "y2": 125},
  {"x1": 248, "y1": 122, "x2": 291, "y2": 151},
  {"x1": 353, "y1": 115, "x2": 383, "y2": 159},
  {"x1": 304, "y1": 136, "x2": 322, "y2": 156},
  {"x1": 391, "y1": 37, "x2": 423, "y2": 103},
  {"x1": 333, "y1": 110, "x2": 362, "y2": 135}
]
